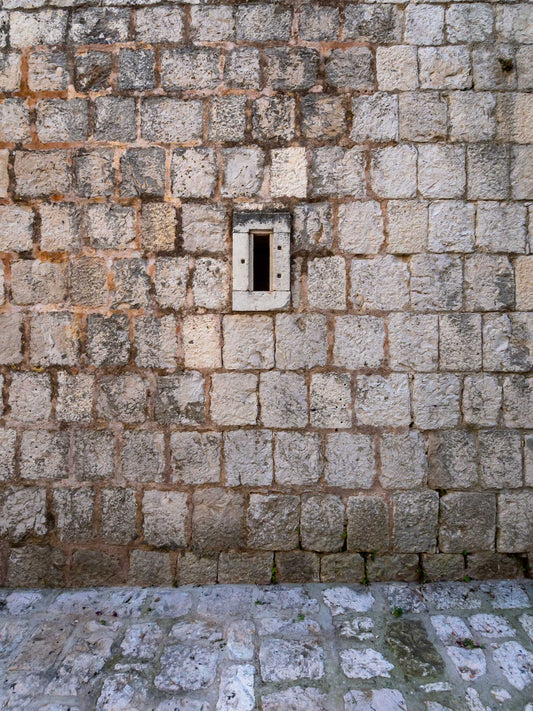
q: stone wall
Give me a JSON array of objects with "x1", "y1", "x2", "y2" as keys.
[{"x1": 0, "y1": 0, "x2": 531, "y2": 587}]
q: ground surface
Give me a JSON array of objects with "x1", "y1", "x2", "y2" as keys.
[{"x1": 0, "y1": 581, "x2": 532, "y2": 710}]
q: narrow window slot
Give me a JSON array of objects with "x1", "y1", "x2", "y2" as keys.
[{"x1": 251, "y1": 232, "x2": 271, "y2": 291}]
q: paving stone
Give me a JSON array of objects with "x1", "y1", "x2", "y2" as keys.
[
  {"x1": 386, "y1": 619, "x2": 445, "y2": 678},
  {"x1": 155, "y1": 645, "x2": 219, "y2": 692},
  {"x1": 340, "y1": 648, "x2": 394, "y2": 680},
  {"x1": 262, "y1": 686, "x2": 328, "y2": 711},
  {"x1": 259, "y1": 639, "x2": 324, "y2": 682}
]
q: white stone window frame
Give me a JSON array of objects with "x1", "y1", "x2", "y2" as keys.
[{"x1": 232, "y1": 211, "x2": 291, "y2": 311}]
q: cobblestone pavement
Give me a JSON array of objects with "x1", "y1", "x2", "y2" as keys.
[{"x1": 0, "y1": 581, "x2": 532, "y2": 711}]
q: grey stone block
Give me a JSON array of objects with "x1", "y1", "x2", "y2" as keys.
[
  {"x1": 155, "y1": 373, "x2": 205, "y2": 426},
  {"x1": 428, "y1": 431, "x2": 479, "y2": 490},
  {"x1": 393, "y1": 491, "x2": 439, "y2": 553},
  {"x1": 225, "y1": 430, "x2": 273, "y2": 487},
  {"x1": 347, "y1": 496, "x2": 389, "y2": 553},
  {"x1": 440, "y1": 492, "x2": 496, "y2": 553},
  {"x1": 301, "y1": 495, "x2": 344, "y2": 553},
  {"x1": 247, "y1": 494, "x2": 299, "y2": 551},
  {"x1": 192, "y1": 488, "x2": 244, "y2": 553},
  {"x1": 122, "y1": 431, "x2": 165, "y2": 484}
]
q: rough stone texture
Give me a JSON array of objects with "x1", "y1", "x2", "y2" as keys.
[{"x1": 0, "y1": 0, "x2": 530, "y2": 586}]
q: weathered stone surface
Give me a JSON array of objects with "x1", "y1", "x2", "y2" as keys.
[
  {"x1": 380, "y1": 432, "x2": 427, "y2": 489},
  {"x1": 192, "y1": 489, "x2": 244, "y2": 553},
  {"x1": 275, "y1": 432, "x2": 322, "y2": 486},
  {"x1": 347, "y1": 496, "x2": 389, "y2": 552},
  {"x1": 440, "y1": 493, "x2": 496, "y2": 553},
  {"x1": 247, "y1": 494, "x2": 299, "y2": 551},
  {"x1": 171, "y1": 432, "x2": 221, "y2": 486},
  {"x1": 260, "y1": 639, "x2": 324, "y2": 682},
  {"x1": 143, "y1": 491, "x2": 187, "y2": 548},
  {"x1": 393, "y1": 492, "x2": 439, "y2": 553},
  {"x1": 386, "y1": 620, "x2": 445, "y2": 677}
]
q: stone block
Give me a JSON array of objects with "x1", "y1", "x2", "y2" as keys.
[
  {"x1": 192, "y1": 488, "x2": 244, "y2": 553},
  {"x1": 260, "y1": 372, "x2": 307, "y2": 429},
  {"x1": 301, "y1": 495, "x2": 344, "y2": 553},
  {"x1": 393, "y1": 491, "x2": 438, "y2": 553},
  {"x1": 387, "y1": 200, "x2": 428, "y2": 254},
  {"x1": 70, "y1": 257, "x2": 107, "y2": 307},
  {"x1": 0, "y1": 52, "x2": 21, "y2": 92},
  {"x1": 388, "y1": 314, "x2": 438, "y2": 372},
  {"x1": 410, "y1": 254, "x2": 463, "y2": 311},
  {"x1": 449, "y1": 92, "x2": 496, "y2": 142},
  {"x1": 325, "y1": 433, "x2": 375, "y2": 489},
  {"x1": 465, "y1": 255, "x2": 514, "y2": 311},
  {"x1": 36, "y1": 99, "x2": 88, "y2": 143},
  {"x1": 302, "y1": 95, "x2": 346, "y2": 140},
  {"x1": 222, "y1": 315, "x2": 274, "y2": 371},
  {"x1": 75, "y1": 51, "x2": 113, "y2": 92},
  {"x1": 224, "y1": 48, "x2": 260, "y2": 89},
  {"x1": 472, "y1": 44, "x2": 516, "y2": 91},
  {"x1": 462, "y1": 374, "x2": 502, "y2": 427},
  {"x1": 134, "y1": 315, "x2": 177, "y2": 369},
  {"x1": 0, "y1": 487, "x2": 46, "y2": 542},
  {"x1": 15, "y1": 150, "x2": 71, "y2": 198},
  {"x1": 351, "y1": 93, "x2": 398, "y2": 143},
  {"x1": 155, "y1": 373, "x2": 205, "y2": 425},
  {"x1": 20, "y1": 430, "x2": 69, "y2": 481},
  {"x1": 427, "y1": 431, "x2": 479, "y2": 490},
  {"x1": 252, "y1": 95, "x2": 295, "y2": 142},
  {"x1": 247, "y1": 494, "x2": 299, "y2": 551},
  {"x1": 439, "y1": 314, "x2": 482, "y2": 371},
  {"x1": 170, "y1": 432, "x2": 221, "y2": 485},
  {"x1": 208, "y1": 96, "x2": 246, "y2": 143},
  {"x1": 0, "y1": 98, "x2": 30, "y2": 142},
  {"x1": 142, "y1": 98, "x2": 203, "y2": 144},
  {"x1": 447, "y1": 4, "x2": 493, "y2": 43},
  {"x1": 334, "y1": 315, "x2": 385, "y2": 370},
  {"x1": 275, "y1": 432, "x2": 322, "y2": 486},
  {"x1": 0, "y1": 149, "x2": 7, "y2": 198},
  {"x1": 326, "y1": 47, "x2": 373, "y2": 90},
  {"x1": 218, "y1": 552, "x2": 273, "y2": 585},
  {"x1": 321, "y1": 554, "x2": 365, "y2": 584},
  {"x1": 225, "y1": 430, "x2": 273, "y2": 487},
  {"x1": 9, "y1": 372, "x2": 51, "y2": 423},
  {"x1": 265, "y1": 47, "x2": 318, "y2": 91},
  {"x1": 496, "y1": 4, "x2": 533, "y2": 43},
  {"x1": 515, "y1": 256, "x2": 533, "y2": 310},
  {"x1": 97, "y1": 374, "x2": 147, "y2": 425},
  {"x1": 499, "y1": 492, "x2": 532, "y2": 552},
  {"x1": 466, "y1": 552, "x2": 524, "y2": 580},
  {"x1": 56, "y1": 372, "x2": 93, "y2": 423},
  {"x1": 275, "y1": 314, "x2": 327, "y2": 369},
  {"x1": 422, "y1": 554, "x2": 465, "y2": 583},
  {"x1": 503, "y1": 375, "x2": 533, "y2": 428},
  {"x1": 405, "y1": 5, "x2": 444, "y2": 45},
  {"x1": 70, "y1": 550, "x2": 123, "y2": 587},
  {"x1": 182, "y1": 204, "x2": 226, "y2": 256},
  {"x1": 339, "y1": 201, "x2": 384, "y2": 255},
  {"x1": 308, "y1": 256, "x2": 346, "y2": 310},
  {"x1": 11, "y1": 259, "x2": 67, "y2": 306},
  {"x1": 10, "y1": 9, "x2": 68, "y2": 48},
  {"x1": 30, "y1": 312, "x2": 78, "y2": 366},
  {"x1": 418, "y1": 144, "x2": 466, "y2": 198},
  {"x1": 310, "y1": 373, "x2": 351, "y2": 429},
  {"x1": 0, "y1": 429, "x2": 16, "y2": 482},
  {"x1": 88, "y1": 203, "x2": 136, "y2": 251},
  {"x1": 370, "y1": 145, "x2": 417, "y2": 198},
  {"x1": 7, "y1": 545, "x2": 65, "y2": 588},
  {"x1": 413, "y1": 374, "x2": 461, "y2": 429},
  {"x1": 191, "y1": 5, "x2": 234, "y2": 41},
  {"x1": 271, "y1": 147, "x2": 307, "y2": 198},
  {"x1": 380, "y1": 432, "x2": 427, "y2": 490},
  {"x1": 120, "y1": 148, "x2": 165, "y2": 198},
  {"x1": 74, "y1": 430, "x2": 115, "y2": 481},
  {"x1": 183, "y1": 315, "x2": 221, "y2": 370},
  {"x1": 428, "y1": 201, "x2": 475, "y2": 253},
  {"x1": 419, "y1": 46, "x2": 471, "y2": 89},
  {"x1": 468, "y1": 144, "x2": 510, "y2": 200},
  {"x1": 178, "y1": 552, "x2": 217, "y2": 586},
  {"x1": 236, "y1": 4, "x2": 291, "y2": 42},
  {"x1": 356, "y1": 374, "x2": 410, "y2": 427},
  {"x1": 347, "y1": 496, "x2": 389, "y2": 553},
  {"x1": 70, "y1": 7, "x2": 129, "y2": 44},
  {"x1": 76, "y1": 150, "x2": 114, "y2": 199},
  {"x1": 154, "y1": 257, "x2": 188, "y2": 310},
  {"x1": 293, "y1": 203, "x2": 333, "y2": 252},
  {"x1": 0, "y1": 205, "x2": 33, "y2": 252},
  {"x1": 483, "y1": 314, "x2": 533, "y2": 372},
  {"x1": 210, "y1": 373, "x2": 257, "y2": 426},
  {"x1": 399, "y1": 92, "x2": 447, "y2": 142},
  {"x1": 439, "y1": 492, "x2": 496, "y2": 553},
  {"x1": 122, "y1": 431, "x2": 165, "y2": 484},
  {"x1": 351, "y1": 255, "x2": 409, "y2": 311},
  {"x1": 511, "y1": 145, "x2": 533, "y2": 200},
  {"x1": 87, "y1": 313, "x2": 130, "y2": 367},
  {"x1": 311, "y1": 147, "x2": 365, "y2": 198},
  {"x1": 367, "y1": 555, "x2": 420, "y2": 583},
  {"x1": 344, "y1": 4, "x2": 402, "y2": 43},
  {"x1": 40, "y1": 203, "x2": 80, "y2": 253},
  {"x1": 299, "y1": 4, "x2": 339, "y2": 41},
  {"x1": 275, "y1": 551, "x2": 319, "y2": 583},
  {"x1": 479, "y1": 431, "x2": 522, "y2": 489},
  {"x1": 111, "y1": 260, "x2": 150, "y2": 309},
  {"x1": 161, "y1": 48, "x2": 220, "y2": 90},
  {"x1": 143, "y1": 491, "x2": 187, "y2": 548},
  {"x1": 172, "y1": 148, "x2": 217, "y2": 198},
  {"x1": 376, "y1": 46, "x2": 418, "y2": 91},
  {"x1": 52, "y1": 489, "x2": 94, "y2": 543},
  {"x1": 140, "y1": 204, "x2": 176, "y2": 253},
  {"x1": 222, "y1": 148, "x2": 264, "y2": 198},
  {"x1": 129, "y1": 550, "x2": 173, "y2": 587},
  {"x1": 94, "y1": 97, "x2": 136, "y2": 142},
  {"x1": 516, "y1": 46, "x2": 533, "y2": 89},
  {"x1": 118, "y1": 49, "x2": 154, "y2": 91}
]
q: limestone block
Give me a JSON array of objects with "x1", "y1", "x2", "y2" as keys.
[
  {"x1": 310, "y1": 373, "x2": 352, "y2": 429},
  {"x1": 0, "y1": 53, "x2": 22, "y2": 92},
  {"x1": 447, "y1": 4, "x2": 494, "y2": 43},
  {"x1": 154, "y1": 257, "x2": 188, "y2": 310},
  {"x1": 265, "y1": 48, "x2": 318, "y2": 91},
  {"x1": 247, "y1": 494, "x2": 299, "y2": 550},
  {"x1": 351, "y1": 93, "x2": 398, "y2": 143},
  {"x1": 218, "y1": 553, "x2": 272, "y2": 585},
  {"x1": 370, "y1": 145, "x2": 417, "y2": 198},
  {"x1": 209, "y1": 96, "x2": 246, "y2": 143},
  {"x1": 0, "y1": 429, "x2": 16, "y2": 481},
  {"x1": 515, "y1": 256, "x2": 533, "y2": 310},
  {"x1": 393, "y1": 491, "x2": 438, "y2": 553},
  {"x1": 0, "y1": 149, "x2": 7, "y2": 198},
  {"x1": 97, "y1": 374, "x2": 147, "y2": 425},
  {"x1": 498, "y1": 492, "x2": 533, "y2": 553},
  {"x1": 11, "y1": 259, "x2": 67, "y2": 306},
  {"x1": 449, "y1": 92, "x2": 496, "y2": 142},
  {"x1": 468, "y1": 144, "x2": 510, "y2": 200},
  {"x1": 356, "y1": 374, "x2": 410, "y2": 427},
  {"x1": 52, "y1": 489, "x2": 94, "y2": 543},
  {"x1": 30, "y1": 312, "x2": 78, "y2": 367},
  {"x1": 9, "y1": 372, "x2": 51, "y2": 423},
  {"x1": 428, "y1": 201, "x2": 475, "y2": 253},
  {"x1": 70, "y1": 257, "x2": 107, "y2": 307},
  {"x1": 440, "y1": 493, "x2": 496, "y2": 553},
  {"x1": 301, "y1": 495, "x2": 344, "y2": 553},
  {"x1": 36, "y1": 99, "x2": 88, "y2": 143},
  {"x1": 418, "y1": 144, "x2": 466, "y2": 199},
  {"x1": 405, "y1": 5, "x2": 444, "y2": 45},
  {"x1": 380, "y1": 432, "x2": 427, "y2": 489},
  {"x1": 428, "y1": 431, "x2": 479, "y2": 490},
  {"x1": 191, "y1": 5, "x2": 234, "y2": 41},
  {"x1": 75, "y1": 51, "x2": 113, "y2": 92},
  {"x1": 344, "y1": 4, "x2": 402, "y2": 43},
  {"x1": 161, "y1": 48, "x2": 220, "y2": 90},
  {"x1": 419, "y1": 46, "x2": 471, "y2": 89},
  {"x1": 183, "y1": 315, "x2": 221, "y2": 370},
  {"x1": 94, "y1": 97, "x2": 136, "y2": 142},
  {"x1": 182, "y1": 204, "x2": 227, "y2": 254},
  {"x1": 410, "y1": 254, "x2": 462, "y2": 311},
  {"x1": 399, "y1": 92, "x2": 447, "y2": 142},
  {"x1": 338, "y1": 201, "x2": 385, "y2": 255},
  {"x1": 0, "y1": 205, "x2": 33, "y2": 252},
  {"x1": 122, "y1": 431, "x2": 165, "y2": 483},
  {"x1": 210, "y1": 373, "x2": 257, "y2": 426},
  {"x1": 351, "y1": 256, "x2": 409, "y2": 311},
  {"x1": 120, "y1": 147, "x2": 164, "y2": 198},
  {"x1": 483, "y1": 314, "x2": 533, "y2": 372},
  {"x1": 475, "y1": 202, "x2": 526, "y2": 253},
  {"x1": 172, "y1": 148, "x2": 217, "y2": 199},
  {"x1": 334, "y1": 315, "x2": 385, "y2": 369},
  {"x1": 225, "y1": 48, "x2": 260, "y2": 89},
  {"x1": 473, "y1": 45, "x2": 516, "y2": 91},
  {"x1": 222, "y1": 148, "x2": 264, "y2": 198},
  {"x1": 321, "y1": 554, "x2": 365, "y2": 584},
  {"x1": 192, "y1": 258, "x2": 229, "y2": 310},
  {"x1": 236, "y1": 4, "x2": 291, "y2": 42},
  {"x1": 0, "y1": 98, "x2": 30, "y2": 142},
  {"x1": 141, "y1": 204, "x2": 176, "y2": 253},
  {"x1": 70, "y1": 7, "x2": 129, "y2": 44},
  {"x1": 155, "y1": 373, "x2": 205, "y2": 425},
  {"x1": 387, "y1": 200, "x2": 428, "y2": 254},
  {"x1": 15, "y1": 150, "x2": 71, "y2": 198},
  {"x1": 111, "y1": 260, "x2": 150, "y2": 309},
  {"x1": 439, "y1": 313, "x2": 482, "y2": 371},
  {"x1": 171, "y1": 432, "x2": 221, "y2": 485},
  {"x1": 271, "y1": 148, "x2": 307, "y2": 198},
  {"x1": 87, "y1": 314, "x2": 130, "y2": 367},
  {"x1": 310, "y1": 147, "x2": 365, "y2": 198},
  {"x1": 178, "y1": 552, "x2": 217, "y2": 586},
  {"x1": 300, "y1": 4, "x2": 339, "y2": 41},
  {"x1": 308, "y1": 256, "x2": 346, "y2": 310},
  {"x1": 388, "y1": 314, "x2": 438, "y2": 372},
  {"x1": 129, "y1": 550, "x2": 173, "y2": 587},
  {"x1": 275, "y1": 314, "x2": 327, "y2": 369},
  {"x1": 480, "y1": 431, "x2": 522, "y2": 489},
  {"x1": 10, "y1": 9, "x2": 67, "y2": 48},
  {"x1": 192, "y1": 488, "x2": 244, "y2": 552},
  {"x1": 465, "y1": 255, "x2": 514, "y2": 311},
  {"x1": 325, "y1": 433, "x2": 375, "y2": 489},
  {"x1": 74, "y1": 430, "x2": 115, "y2": 482},
  {"x1": 368, "y1": 554, "x2": 420, "y2": 583},
  {"x1": 275, "y1": 551, "x2": 320, "y2": 582},
  {"x1": 20, "y1": 430, "x2": 69, "y2": 481},
  {"x1": 118, "y1": 49, "x2": 154, "y2": 91},
  {"x1": 143, "y1": 491, "x2": 188, "y2": 548},
  {"x1": 56, "y1": 372, "x2": 93, "y2": 423},
  {"x1": 0, "y1": 487, "x2": 46, "y2": 542},
  {"x1": 253, "y1": 95, "x2": 295, "y2": 142},
  {"x1": 347, "y1": 496, "x2": 389, "y2": 552},
  {"x1": 142, "y1": 98, "x2": 203, "y2": 143},
  {"x1": 511, "y1": 146, "x2": 533, "y2": 200},
  {"x1": 275, "y1": 432, "x2": 322, "y2": 486},
  {"x1": 462, "y1": 374, "x2": 502, "y2": 427},
  {"x1": 376, "y1": 46, "x2": 418, "y2": 91},
  {"x1": 225, "y1": 430, "x2": 273, "y2": 487},
  {"x1": 413, "y1": 374, "x2": 461, "y2": 429},
  {"x1": 293, "y1": 202, "x2": 333, "y2": 251},
  {"x1": 70, "y1": 551, "x2": 123, "y2": 587},
  {"x1": 302, "y1": 95, "x2": 345, "y2": 140},
  {"x1": 136, "y1": 6, "x2": 184, "y2": 43},
  {"x1": 7, "y1": 545, "x2": 65, "y2": 588},
  {"x1": 503, "y1": 375, "x2": 533, "y2": 428},
  {"x1": 325, "y1": 47, "x2": 373, "y2": 90},
  {"x1": 260, "y1": 372, "x2": 307, "y2": 429}
]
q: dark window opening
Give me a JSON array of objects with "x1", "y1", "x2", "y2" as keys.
[{"x1": 251, "y1": 232, "x2": 271, "y2": 291}]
